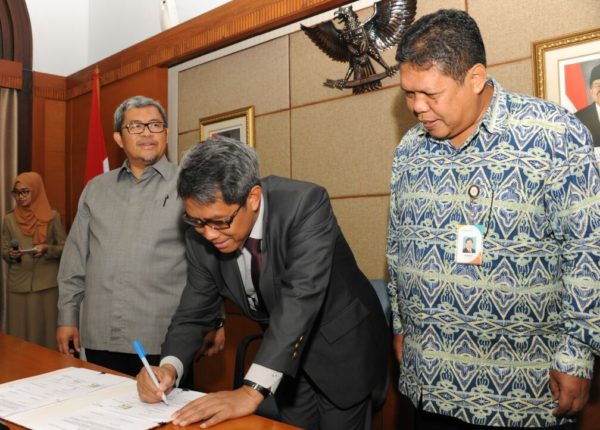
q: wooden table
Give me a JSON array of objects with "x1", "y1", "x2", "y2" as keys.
[{"x1": 0, "y1": 333, "x2": 298, "y2": 430}]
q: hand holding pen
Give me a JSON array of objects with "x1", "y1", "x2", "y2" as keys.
[{"x1": 133, "y1": 339, "x2": 170, "y2": 405}]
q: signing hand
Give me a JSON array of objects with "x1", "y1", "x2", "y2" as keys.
[
  {"x1": 136, "y1": 364, "x2": 176, "y2": 403},
  {"x1": 549, "y1": 369, "x2": 591, "y2": 417},
  {"x1": 171, "y1": 386, "x2": 264, "y2": 428}
]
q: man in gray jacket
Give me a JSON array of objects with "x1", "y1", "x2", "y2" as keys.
[{"x1": 56, "y1": 95, "x2": 190, "y2": 376}]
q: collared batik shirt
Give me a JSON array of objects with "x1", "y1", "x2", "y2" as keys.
[{"x1": 386, "y1": 78, "x2": 600, "y2": 427}]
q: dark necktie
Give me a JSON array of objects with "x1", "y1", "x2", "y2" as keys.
[{"x1": 244, "y1": 238, "x2": 267, "y2": 314}]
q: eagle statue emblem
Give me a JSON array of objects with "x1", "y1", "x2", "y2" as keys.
[{"x1": 301, "y1": 0, "x2": 416, "y2": 94}]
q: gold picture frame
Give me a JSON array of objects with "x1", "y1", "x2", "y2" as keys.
[
  {"x1": 199, "y1": 106, "x2": 255, "y2": 147},
  {"x1": 532, "y1": 28, "x2": 600, "y2": 109},
  {"x1": 178, "y1": 106, "x2": 255, "y2": 163}
]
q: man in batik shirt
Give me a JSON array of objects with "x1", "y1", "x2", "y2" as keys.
[{"x1": 386, "y1": 9, "x2": 600, "y2": 430}]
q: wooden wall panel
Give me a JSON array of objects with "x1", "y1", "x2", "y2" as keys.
[
  {"x1": 0, "y1": 58, "x2": 22, "y2": 88},
  {"x1": 36, "y1": 100, "x2": 65, "y2": 218},
  {"x1": 32, "y1": 72, "x2": 66, "y2": 220}
]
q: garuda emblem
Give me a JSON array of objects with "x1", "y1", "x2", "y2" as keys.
[{"x1": 301, "y1": 0, "x2": 416, "y2": 94}]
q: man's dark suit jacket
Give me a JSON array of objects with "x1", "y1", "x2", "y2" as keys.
[
  {"x1": 162, "y1": 176, "x2": 389, "y2": 409},
  {"x1": 575, "y1": 103, "x2": 600, "y2": 147}
]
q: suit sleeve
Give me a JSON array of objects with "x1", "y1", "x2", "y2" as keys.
[
  {"x1": 253, "y1": 185, "x2": 337, "y2": 376},
  {"x1": 160, "y1": 231, "x2": 224, "y2": 374}
]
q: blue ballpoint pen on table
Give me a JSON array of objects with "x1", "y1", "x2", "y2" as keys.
[{"x1": 133, "y1": 339, "x2": 169, "y2": 405}]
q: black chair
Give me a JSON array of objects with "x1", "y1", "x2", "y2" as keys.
[
  {"x1": 233, "y1": 280, "x2": 392, "y2": 424},
  {"x1": 233, "y1": 333, "x2": 282, "y2": 421}
]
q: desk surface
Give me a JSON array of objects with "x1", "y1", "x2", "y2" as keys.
[{"x1": 0, "y1": 333, "x2": 298, "y2": 430}]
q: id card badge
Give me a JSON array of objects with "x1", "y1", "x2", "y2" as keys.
[{"x1": 456, "y1": 224, "x2": 483, "y2": 265}]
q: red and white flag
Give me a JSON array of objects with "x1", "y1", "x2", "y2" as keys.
[
  {"x1": 562, "y1": 62, "x2": 588, "y2": 113},
  {"x1": 84, "y1": 68, "x2": 109, "y2": 185}
]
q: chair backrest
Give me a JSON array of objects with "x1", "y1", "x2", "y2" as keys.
[
  {"x1": 233, "y1": 281, "x2": 392, "y2": 421},
  {"x1": 233, "y1": 334, "x2": 263, "y2": 389},
  {"x1": 233, "y1": 333, "x2": 282, "y2": 421}
]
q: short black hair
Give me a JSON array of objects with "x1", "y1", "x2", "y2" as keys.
[
  {"x1": 178, "y1": 137, "x2": 260, "y2": 205},
  {"x1": 396, "y1": 9, "x2": 486, "y2": 83},
  {"x1": 589, "y1": 63, "x2": 600, "y2": 87}
]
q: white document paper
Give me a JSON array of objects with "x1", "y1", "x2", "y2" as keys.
[
  {"x1": 0, "y1": 367, "x2": 128, "y2": 417},
  {"x1": 94, "y1": 388, "x2": 205, "y2": 423},
  {"x1": 0, "y1": 367, "x2": 205, "y2": 430}
]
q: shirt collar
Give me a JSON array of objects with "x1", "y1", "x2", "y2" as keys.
[
  {"x1": 117, "y1": 155, "x2": 170, "y2": 181},
  {"x1": 248, "y1": 191, "x2": 264, "y2": 240},
  {"x1": 479, "y1": 76, "x2": 508, "y2": 136}
]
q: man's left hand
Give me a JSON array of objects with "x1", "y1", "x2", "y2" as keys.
[
  {"x1": 549, "y1": 369, "x2": 591, "y2": 417},
  {"x1": 171, "y1": 386, "x2": 264, "y2": 428},
  {"x1": 199, "y1": 327, "x2": 225, "y2": 356}
]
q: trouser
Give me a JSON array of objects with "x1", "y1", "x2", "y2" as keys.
[
  {"x1": 85, "y1": 349, "x2": 160, "y2": 377},
  {"x1": 84, "y1": 349, "x2": 194, "y2": 388},
  {"x1": 275, "y1": 370, "x2": 372, "y2": 430}
]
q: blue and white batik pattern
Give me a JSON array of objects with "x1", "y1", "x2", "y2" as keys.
[{"x1": 386, "y1": 78, "x2": 600, "y2": 427}]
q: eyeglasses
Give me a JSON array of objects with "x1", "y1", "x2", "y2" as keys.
[
  {"x1": 122, "y1": 121, "x2": 166, "y2": 134},
  {"x1": 11, "y1": 189, "x2": 31, "y2": 198},
  {"x1": 182, "y1": 204, "x2": 243, "y2": 230}
]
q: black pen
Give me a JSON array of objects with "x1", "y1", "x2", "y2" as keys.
[{"x1": 163, "y1": 195, "x2": 169, "y2": 207}]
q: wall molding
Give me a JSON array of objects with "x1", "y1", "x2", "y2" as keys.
[
  {"x1": 33, "y1": 71, "x2": 67, "y2": 100},
  {"x1": 65, "y1": 0, "x2": 352, "y2": 99},
  {"x1": 0, "y1": 59, "x2": 22, "y2": 89}
]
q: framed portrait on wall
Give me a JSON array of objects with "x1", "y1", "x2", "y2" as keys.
[
  {"x1": 199, "y1": 106, "x2": 255, "y2": 146},
  {"x1": 533, "y1": 28, "x2": 600, "y2": 111},
  {"x1": 533, "y1": 28, "x2": 600, "y2": 158},
  {"x1": 178, "y1": 106, "x2": 256, "y2": 162}
]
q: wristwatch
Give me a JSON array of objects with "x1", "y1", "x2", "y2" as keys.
[
  {"x1": 214, "y1": 317, "x2": 225, "y2": 329},
  {"x1": 242, "y1": 379, "x2": 271, "y2": 398}
]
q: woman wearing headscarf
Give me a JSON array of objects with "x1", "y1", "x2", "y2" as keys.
[{"x1": 1, "y1": 172, "x2": 66, "y2": 349}]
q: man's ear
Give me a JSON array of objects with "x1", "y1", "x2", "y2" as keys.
[
  {"x1": 113, "y1": 131, "x2": 124, "y2": 149},
  {"x1": 247, "y1": 185, "x2": 262, "y2": 212},
  {"x1": 468, "y1": 63, "x2": 488, "y2": 94}
]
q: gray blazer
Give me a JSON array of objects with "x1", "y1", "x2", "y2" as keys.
[{"x1": 162, "y1": 176, "x2": 388, "y2": 409}]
